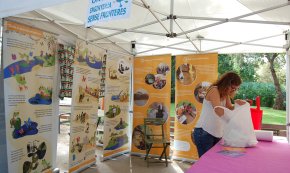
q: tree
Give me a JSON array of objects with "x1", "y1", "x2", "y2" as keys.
[
  {"x1": 218, "y1": 54, "x2": 235, "y2": 76},
  {"x1": 264, "y1": 53, "x2": 285, "y2": 110},
  {"x1": 218, "y1": 54, "x2": 260, "y2": 82}
]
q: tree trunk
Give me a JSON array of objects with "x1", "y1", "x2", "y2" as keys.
[{"x1": 266, "y1": 53, "x2": 284, "y2": 110}]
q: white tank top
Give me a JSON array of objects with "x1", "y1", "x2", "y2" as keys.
[{"x1": 195, "y1": 98, "x2": 226, "y2": 138}]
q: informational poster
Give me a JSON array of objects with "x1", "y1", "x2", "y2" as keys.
[
  {"x1": 173, "y1": 53, "x2": 218, "y2": 161},
  {"x1": 132, "y1": 55, "x2": 171, "y2": 156},
  {"x1": 68, "y1": 40, "x2": 104, "y2": 172},
  {"x1": 2, "y1": 21, "x2": 58, "y2": 173},
  {"x1": 102, "y1": 52, "x2": 132, "y2": 159},
  {"x1": 86, "y1": 0, "x2": 132, "y2": 27}
]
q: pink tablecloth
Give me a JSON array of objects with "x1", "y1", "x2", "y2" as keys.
[{"x1": 187, "y1": 138, "x2": 290, "y2": 173}]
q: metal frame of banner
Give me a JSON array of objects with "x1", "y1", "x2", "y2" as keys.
[
  {"x1": 0, "y1": 18, "x2": 8, "y2": 173},
  {"x1": 285, "y1": 30, "x2": 290, "y2": 143},
  {"x1": 102, "y1": 150, "x2": 131, "y2": 162}
]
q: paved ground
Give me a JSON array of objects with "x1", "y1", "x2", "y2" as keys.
[{"x1": 57, "y1": 115, "x2": 193, "y2": 173}]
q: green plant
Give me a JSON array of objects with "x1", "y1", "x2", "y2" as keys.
[{"x1": 235, "y1": 82, "x2": 279, "y2": 108}]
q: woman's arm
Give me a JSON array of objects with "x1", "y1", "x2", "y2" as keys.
[
  {"x1": 225, "y1": 96, "x2": 234, "y2": 110},
  {"x1": 206, "y1": 87, "x2": 224, "y2": 117}
]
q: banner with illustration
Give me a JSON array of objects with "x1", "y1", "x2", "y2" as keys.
[
  {"x1": 68, "y1": 40, "x2": 104, "y2": 172},
  {"x1": 102, "y1": 52, "x2": 132, "y2": 159},
  {"x1": 2, "y1": 21, "x2": 58, "y2": 173},
  {"x1": 173, "y1": 53, "x2": 218, "y2": 161},
  {"x1": 132, "y1": 55, "x2": 171, "y2": 155}
]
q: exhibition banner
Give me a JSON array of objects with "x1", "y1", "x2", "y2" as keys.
[
  {"x1": 132, "y1": 55, "x2": 171, "y2": 156},
  {"x1": 173, "y1": 53, "x2": 218, "y2": 161},
  {"x1": 3, "y1": 21, "x2": 58, "y2": 173},
  {"x1": 86, "y1": 0, "x2": 132, "y2": 27},
  {"x1": 102, "y1": 52, "x2": 132, "y2": 159},
  {"x1": 68, "y1": 40, "x2": 104, "y2": 172}
]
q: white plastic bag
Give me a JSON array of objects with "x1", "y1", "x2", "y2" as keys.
[{"x1": 218, "y1": 102, "x2": 258, "y2": 147}]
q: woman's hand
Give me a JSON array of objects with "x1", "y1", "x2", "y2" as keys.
[{"x1": 235, "y1": 99, "x2": 246, "y2": 105}]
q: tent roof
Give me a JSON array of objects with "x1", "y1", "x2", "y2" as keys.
[{"x1": 1, "y1": 0, "x2": 290, "y2": 55}]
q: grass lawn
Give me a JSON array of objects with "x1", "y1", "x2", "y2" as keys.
[
  {"x1": 170, "y1": 103, "x2": 286, "y2": 125},
  {"x1": 260, "y1": 107, "x2": 286, "y2": 125}
]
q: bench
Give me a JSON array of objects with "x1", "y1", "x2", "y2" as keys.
[
  {"x1": 59, "y1": 105, "x2": 71, "y2": 133},
  {"x1": 261, "y1": 124, "x2": 286, "y2": 137}
]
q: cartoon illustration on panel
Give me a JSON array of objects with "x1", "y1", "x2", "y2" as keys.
[
  {"x1": 118, "y1": 60, "x2": 130, "y2": 74},
  {"x1": 105, "y1": 105, "x2": 121, "y2": 118},
  {"x1": 10, "y1": 112, "x2": 38, "y2": 139},
  {"x1": 70, "y1": 136, "x2": 84, "y2": 153},
  {"x1": 75, "y1": 42, "x2": 103, "y2": 69},
  {"x1": 114, "y1": 118, "x2": 128, "y2": 130},
  {"x1": 104, "y1": 130, "x2": 128, "y2": 150},
  {"x1": 74, "y1": 112, "x2": 89, "y2": 124},
  {"x1": 111, "y1": 89, "x2": 129, "y2": 102},
  {"x1": 108, "y1": 66, "x2": 118, "y2": 80},
  {"x1": 29, "y1": 86, "x2": 52, "y2": 105},
  {"x1": 23, "y1": 140, "x2": 49, "y2": 173}
]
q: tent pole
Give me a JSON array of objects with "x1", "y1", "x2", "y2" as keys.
[
  {"x1": 34, "y1": 10, "x2": 132, "y2": 56},
  {"x1": 91, "y1": 26, "x2": 166, "y2": 36},
  {"x1": 89, "y1": 28, "x2": 132, "y2": 54},
  {"x1": 11, "y1": 16, "x2": 84, "y2": 26},
  {"x1": 170, "y1": 0, "x2": 174, "y2": 33},
  {"x1": 140, "y1": 0, "x2": 170, "y2": 34},
  {"x1": 176, "y1": 16, "x2": 290, "y2": 26},
  {"x1": 285, "y1": 30, "x2": 290, "y2": 143},
  {"x1": 137, "y1": 40, "x2": 190, "y2": 53},
  {"x1": 136, "y1": 40, "x2": 198, "y2": 54},
  {"x1": 89, "y1": 17, "x2": 168, "y2": 42},
  {"x1": 174, "y1": 20, "x2": 200, "y2": 52},
  {"x1": 177, "y1": 1, "x2": 290, "y2": 36},
  {"x1": 34, "y1": 10, "x2": 86, "y2": 40},
  {"x1": 132, "y1": 0, "x2": 168, "y2": 16},
  {"x1": 136, "y1": 40, "x2": 192, "y2": 54},
  {"x1": 137, "y1": 42, "x2": 197, "y2": 52},
  {"x1": 203, "y1": 35, "x2": 284, "y2": 52}
]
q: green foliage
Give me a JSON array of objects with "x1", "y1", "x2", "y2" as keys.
[
  {"x1": 235, "y1": 82, "x2": 285, "y2": 108},
  {"x1": 218, "y1": 54, "x2": 261, "y2": 82}
]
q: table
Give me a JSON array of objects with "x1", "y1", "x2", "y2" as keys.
[{"x1": 186, "y1": 137, "x2": 290, "y2": 173}]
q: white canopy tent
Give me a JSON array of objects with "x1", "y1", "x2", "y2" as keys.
[
  {"x1": 0, "y1": 0, "x2": 289, "y2": 55},
  {"x1": 0, "y1": 0, "x2": 290, "y2": 140}
]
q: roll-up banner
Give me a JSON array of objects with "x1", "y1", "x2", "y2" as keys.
[
  {"x1": 3, "y1": 21, "x2": 58, "y2": 173},
  {"x1": 173, "y1": 53, "x2": 218, "y2": 161},
  {"x1": 132, "y1": 55, "x2": 171, "y2": 156},
  {"x1": 102, "y1": 52, "x2": 132, "y2": 160},
  {"x1": 68, "y1": 39, "x2": 104, "y2": 172}
]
